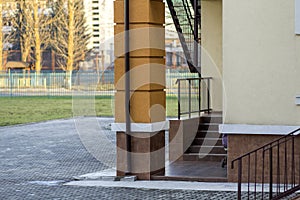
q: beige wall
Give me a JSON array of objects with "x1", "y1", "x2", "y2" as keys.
[
  {"x1": 223, "y1": 0, "x2": 300, "y2": 125},
  {"x1": 201, "y1": 0, "x2": 223, "y2": 112}
]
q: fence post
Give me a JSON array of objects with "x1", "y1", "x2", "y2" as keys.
[{"x1": 9, "y1": 69, "x2": 12, "y2": 97}]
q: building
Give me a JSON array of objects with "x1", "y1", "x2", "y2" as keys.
[
  {"x1": 84, "y1": 0, "x2": 114, "y2": 70},
  {"x1": 207, "y1": 0, "x2": 300, "y2": 182},
  {"x1": 84, "y1": 0, "x2": 114, "y2": 51},
  {"x1": 112, "y1": 1, "x2": 300, "y2": 197}
]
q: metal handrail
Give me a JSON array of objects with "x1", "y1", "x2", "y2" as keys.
[
  {"x1": 182, "y1": 0, "x2": 195, "y2": 36},
  {"x1": 176, "y1": 77, "x2": 212, "y2": 119},
  {"x1": 166, "y1": 0, "x2": 200, "y2": 73},
  {"x1": 231, "y1": 128, "x2": 300, "y2": 200}
]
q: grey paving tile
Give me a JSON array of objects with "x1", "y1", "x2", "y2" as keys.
[{"x1": 0, "y1": 118, "x2": 298, "y2": 199}]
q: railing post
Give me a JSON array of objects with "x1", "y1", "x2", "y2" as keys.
[
  {"x1": 238, "y1": 159, "x2": 242, "y2": 200},
  {"x1": 292, "y1": 137, "x2": 295, "y2": 187},
  {"x1": 178, "y1": 80, "x2": 181, "y2": 119},
  {"x1": 207, "y1": 78, "x2": 210, "y2": 112},
  {"x1": 188, "y1": 79, "x2": 191, "y2": 118},
  {"x1": 198, "y1": 78, "x2": 201, "y2": 116},
  {"x1": 269, "y1": 148, "x2": 273, "y2": 200}
]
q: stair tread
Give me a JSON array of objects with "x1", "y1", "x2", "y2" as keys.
[
  {"x1": 191, "y1": 138, "x2": 222, "y2": 141},
  {"x1": 202, "y1": 112, "x2": 222, "y2": 116},
  {"x1": 185, "y1": 153, "x2": 227, "y2": 156},
  {"x1": 194, "y1": 138, "x2": 222, "y2": 141},
  {"x1": 201, "y1": 115, "x2": 222, "y2": 117},
  {"x1": 189, "y1": 145, "x2": 224, "y2": 148},
  {"x1": 199, "y1": 123, "x2": 220, "y2": 125},
  {"x1": 198, "y1": 130, "x2": 220, "y2": 133}
]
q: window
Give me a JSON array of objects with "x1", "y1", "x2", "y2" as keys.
[{"x1": 166, "y1": 52, "x2": 173, "y2": 66}]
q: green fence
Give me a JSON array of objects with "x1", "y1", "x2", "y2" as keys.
[{"x1": 0, "y1": 69, "x2": 198, "y2": 97}]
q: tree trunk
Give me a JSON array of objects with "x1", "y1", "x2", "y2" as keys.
[
  {"x1": 33, "y1": 0, "x2": 41, "y2": 72},
  {"x1": 21, "y1": 40, "x2": 30, "y2": 63},
  {"x1": 66, "y1": 0, "x2": 75, "y2": 89},
  {"x1": 19, "y1": 2, "x2": 31, "y2": 63},
  {"x1": 0, "y1": 1, "x2": 3, "y2": 71},
  {"x1": 67, "y1": 0, "x2": 74, "y2": 72}
]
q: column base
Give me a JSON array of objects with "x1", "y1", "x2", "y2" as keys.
[{"x1": 116, "y1": 131, "x2": 165, "y2": 180}]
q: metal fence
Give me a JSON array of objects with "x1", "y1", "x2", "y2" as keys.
[{"x1": 0, "y1": 69, "x2": 197, "y2": 97}]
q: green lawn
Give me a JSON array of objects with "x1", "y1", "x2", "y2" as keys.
[{"x1": 0, "y1": 96, "x2": 178, "y2": 126}]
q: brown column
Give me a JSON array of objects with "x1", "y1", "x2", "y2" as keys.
[{"x1": 114, "y1": 0, "x2": 166, "y2": 180}]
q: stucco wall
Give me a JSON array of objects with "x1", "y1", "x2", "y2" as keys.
[
  {"x1": 223, "y1": 0, "x2": 300, "y2": 125},
  {"x1": 201, "y1": 0, "x2": 223, "y2": 112}
]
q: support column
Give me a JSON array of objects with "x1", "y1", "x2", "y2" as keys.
[{"x1": 113, "y1": 0, "x2": 166, "y2": 180}]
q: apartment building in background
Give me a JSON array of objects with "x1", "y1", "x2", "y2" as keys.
[{"x1": 84, "y1": 0, "x2": 114, "y2": 67}]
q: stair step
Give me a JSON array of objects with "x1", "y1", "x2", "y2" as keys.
[
  {"x1": 197, "y1": 130, "x2": 220, "y2": 138},
  {"x1": 183, "y1": 153, "x2": 227, "y2": 162},
  {"x1": 187, "y1": 145, "x2": 226, "y2": 154},
  {"x1": 192, "y1": 138, "x2": 223, "y2": 146},
  {"x1": 198, "y1": 123, "x2": 219, "y2": 131},
  {"x1": 200, "y1": 116, "x2": 222, "y2": 123}
]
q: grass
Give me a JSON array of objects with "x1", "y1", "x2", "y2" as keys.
[{"x1": 0, "y1": 96, "x2": 178, "y2": 126}]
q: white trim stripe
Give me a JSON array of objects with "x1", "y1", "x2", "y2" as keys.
[
  {"x1": 219, "y1": 124, "x2": 300, "y2": 135},
  {"x1": 111, "y1": 121, "x2": 170, "y2": 132}
]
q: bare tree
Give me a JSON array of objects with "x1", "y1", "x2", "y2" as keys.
[
  {"x1": 51, "y1": 0, "x2": 90, "y2": 72},
  {"x1": 49, "y1": 0, "x2": 90, "y2": 88},
  {"x1": 67, "y1": 0, "x2": 74, "y2": 72},
  {"x1": 33, "y1": 0, "x2": 57, "y2": 72},
  {"x1": 0, "y1": 1, "x2": 20, "y2": 71},
  {"x1": 33, "y1": 0, "x2": 41, "y2": 72},
  {"x1": 9, "y1": 1, "x2": 33, "y2": 63},
  {"x1": 8, "y1": 0, "x2": 55, "y2": 72}
]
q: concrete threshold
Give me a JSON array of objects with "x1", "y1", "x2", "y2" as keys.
[
  {"x1": 65, "y1": 180, "x2": 239, "y2": 191},
  {"x1": 64, "y1": 180, "x2": 300, "y2": 193},
  {"x1": 67, "y1": 168, "x2": 300, "y2": 194}
]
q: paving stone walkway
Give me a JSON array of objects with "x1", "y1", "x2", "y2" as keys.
[{"x1": 0, "y1": 118, "x2": 298, "y2": 200}]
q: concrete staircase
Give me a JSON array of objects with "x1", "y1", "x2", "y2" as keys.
[{"x1": 182, "y1": 112, "x2": 226, "y2": 162}]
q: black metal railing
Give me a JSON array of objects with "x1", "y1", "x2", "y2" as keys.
[
  {"x1": 231, "y1": 128, "x2": 300, "y2": 200},
  {"x1": 167, "y1": 0, "x2": 201, "y2": 73},
  {"x1": 176, "y1": 77, "x2": 211, "y2": 119}
]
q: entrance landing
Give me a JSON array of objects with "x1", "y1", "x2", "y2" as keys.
[{"x1": 152, "y1": 160, "x2": 227, "y2": 182}]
